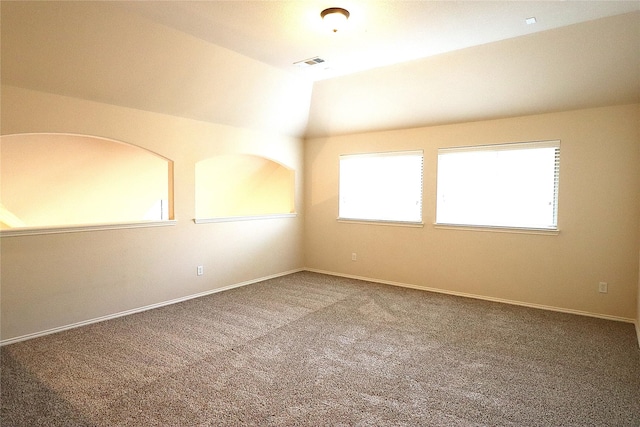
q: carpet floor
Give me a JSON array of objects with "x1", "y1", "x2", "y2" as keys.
[{"x1": 2, "y1": 271, "x2": 639, "y2": 426}]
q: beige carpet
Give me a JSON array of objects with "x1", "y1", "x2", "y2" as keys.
[{"x1": 2, "y1": 271, "x2": 639, "y2": 426}]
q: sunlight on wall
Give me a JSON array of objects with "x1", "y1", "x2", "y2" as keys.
[
  {"x1": 0, "y1": 133, "x2": 173, "y2": 228},
  {"x1": 195, "y1": 154, "x2": 295, "y2": 219}
]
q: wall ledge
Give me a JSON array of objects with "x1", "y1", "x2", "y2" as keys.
[
  {"x1": 1, "y1": 220, "x2": 177, "y2": 237},
  {"x1": 194, "y1": 213, "x2": 297, "y2": 224}
]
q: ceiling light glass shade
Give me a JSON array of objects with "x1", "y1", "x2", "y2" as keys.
[{"x1": 321, "y1": 7, "x2": 350, "y2": 33}]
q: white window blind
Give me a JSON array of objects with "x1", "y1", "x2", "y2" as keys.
[
  {"x1": 436, "y1": 141, "x2": 560, "y2": 229},
  {"x1": 339, "y1": 151, "x2": 423, "y2": 223}
]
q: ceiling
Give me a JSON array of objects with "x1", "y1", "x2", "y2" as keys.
[
  {"x1": 2, "y1": 1, "x2": 639, "y2": 138},
  {"x1": 121, "y1": 1, "x2": 640, "y2": 81}
]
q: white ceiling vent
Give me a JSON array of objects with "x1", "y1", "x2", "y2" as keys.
[{"x1": 294, "y1": 57, "x2": 326, "y2": 68}]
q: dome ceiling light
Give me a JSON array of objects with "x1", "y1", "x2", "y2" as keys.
[{"x1": 320, "y1": 7, "x2": 350, "y2": 33}]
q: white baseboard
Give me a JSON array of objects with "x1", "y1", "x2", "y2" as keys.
[
  {"x1": 3, "y1": 268, "x2": 636, "y2": 347},
  {"x1": 0, "y1": 268, "x2": 304, "y2": 346},
  {"x1": 305, "y1": 268, "x2": 636, "y2": 325}
]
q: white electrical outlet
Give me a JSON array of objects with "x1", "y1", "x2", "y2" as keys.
[
  {"x1": 351, "y1": 253, "x2": 357, "y2": 261},
  {"x1": 197, "y1": 265, "x2": 204, "y2": 276},
  {"x1": 598, "y1": 282, "x2": 608, "y2": 293}
]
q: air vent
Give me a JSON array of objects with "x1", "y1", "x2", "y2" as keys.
[{"x1": 294, "y1": 57, "x2": 326, "y2": 68}]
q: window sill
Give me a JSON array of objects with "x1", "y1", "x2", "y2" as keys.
[
  {"x1": 0, "y1": 220, "x2": 177, "y2": 237},
  {"x1": 434, "y1": 223, "x2": 559, "y2": 235},
  {"x1": 337, "y1": 218, "x2": 424, "y2": 228},
  {"x1": 194, "y1": 213, "x2": 297, "y2": 224}
]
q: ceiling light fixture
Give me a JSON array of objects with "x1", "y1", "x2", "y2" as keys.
[{"x1": 321, "y1": 7, "x2": 350, "y2": 33}]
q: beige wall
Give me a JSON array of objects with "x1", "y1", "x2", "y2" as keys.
[
  {"x1": 304, "y1": 104, "x2": 640, "y2": 320},
  {"x1": 0, "y1": 85, "x2": 304, "y2": 341},
  {"x1": 2, "y1": 89, "x2": 638, "y2": 342}
]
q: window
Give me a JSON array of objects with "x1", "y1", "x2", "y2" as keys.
[
  {"x1": 436, "y1": 140, "x2": 560, "y2": 230},
  {"x1": 339, "y1": 151, "x2": 423, "y2": 224}
]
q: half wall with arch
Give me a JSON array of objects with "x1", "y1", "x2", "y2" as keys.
[
  {"x1": 195, "y1": 154, "x2": 295, "y2": 220},
  {"x1": 0, "y1": 133, "x2": 174, "y2": 230}
]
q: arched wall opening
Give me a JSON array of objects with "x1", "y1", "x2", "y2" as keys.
[
  {"x1": 195, "y1": 154, "x2": 295, "y2": 219},
  {"x1": 0, "y1": 133, "x2": 174, "y2": 229}
]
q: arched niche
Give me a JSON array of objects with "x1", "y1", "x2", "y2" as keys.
[
  {"x1": 0, "y1": 133, "x2": 174, "y2": 229},
  {"x1": 195, "y1": 154, "x2": 295, "y2": 219}
]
